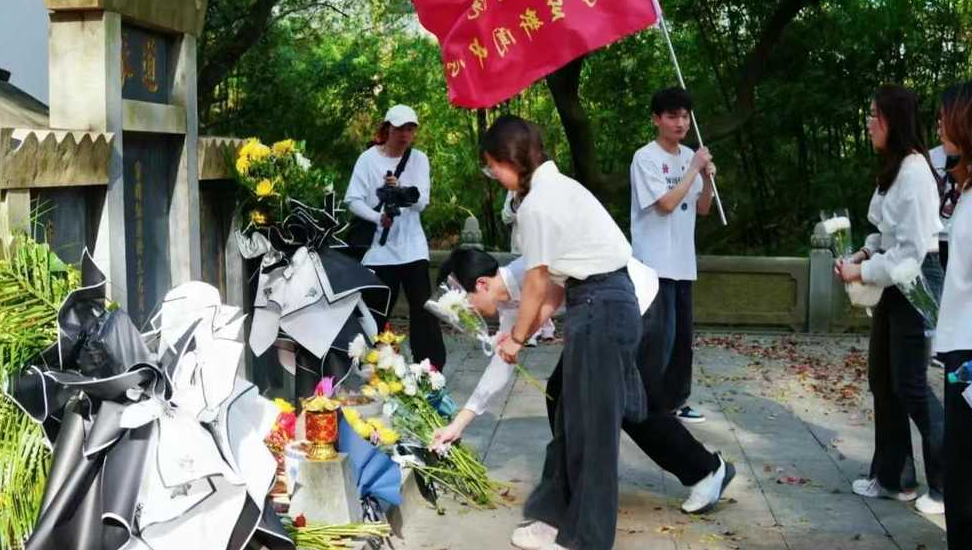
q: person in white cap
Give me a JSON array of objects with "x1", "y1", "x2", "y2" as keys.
[{"x1": 344, "y1": 104, "x2": 446, "y2": 369}]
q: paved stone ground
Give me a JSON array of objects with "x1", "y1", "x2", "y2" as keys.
[{"x1": 393, "y1": 332, "x2": 947, "y2": 550}]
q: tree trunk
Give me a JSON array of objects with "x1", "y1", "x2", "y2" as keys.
[
  {"x1": 198, "y1": 0, "x2": 281, "y2": 115},
  {"x1": 544, "y1": 57, "x2": 608, "y2": 194}
]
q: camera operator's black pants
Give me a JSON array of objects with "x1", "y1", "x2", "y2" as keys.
[
  {"x1": 546, "y1": 343, "x2": 719, "y2": 489},
  {"x1": 366, "y1": 259, "x2": 447, "y2": 370}
]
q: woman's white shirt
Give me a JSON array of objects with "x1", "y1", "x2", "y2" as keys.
[
  {"x1": 861, "y1": 153, "x2": 943, "y2": 287},
  {"x1": 935, "y1": 191, "x2": 972, "y2": 353},
  {"x1": 514, "y1": 161, "x2": 631, "y2": 285},
  {"x1": 343, "y1": 145, "x2": 431, "y2": 266}
]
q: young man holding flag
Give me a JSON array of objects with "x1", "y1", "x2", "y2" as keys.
[{"x1": 630, "y1": 87, "x2": 716, "y2": 423}]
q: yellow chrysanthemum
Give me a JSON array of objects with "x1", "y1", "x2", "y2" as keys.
[
  {"x1": 342, "y1": 407, "x2": 361, "y2": 424},
  {"x1": 238, "y1": 138, "x2": 258, "y2": 159},
  {"x1": 272, "y1": 139, "x2": 296, "y2": 157},
  {"x1": 368, "y1": 376, "x2": 381, "y2": 388},
  {"x1": 250, "y1": 210, "x2": 268, "y2": 226},
  {"x1": 377, "y1": 428, "x2": 399, "y2": 446},
  {"x1": 235, "y1": 155, "x2": 251, "y2": 175},
  {"x1": 255, "y1": 178, "x2": 275, "y2": 198},
  {"x1": 273, "y1": 398, "x2": 295, "y2": 414},
  {"x1": 388, "y1": 381, "x2": 404, "y2": 395},
  {"x1": 361, "y1": 385, "x2": 377, "y2": 398},
  {"x1": 365, "y1": 350, "x2": 380, "y2": 364},
  {"x1": 366, "y1": 417, "x2": 385, "y2": 429},
  {"x1": 377, "y1": 381, "x2": 390, "y2": 397},
  {"x1": 240, "y1": 138, "x2": 271, "y2": 162},
  {"x1": 352, "y1": 420, "x2": 374, "y2": 439},
  {"x1": 250, "y1": 143, "x2": 271, "y2": 161},
  {"x1": 376, "y1": 331, "x2": 406, "y2": 345}
]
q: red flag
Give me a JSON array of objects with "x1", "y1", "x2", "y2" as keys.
[{"x1": 412, "y1": 0, "x2": 660, "y2": 109}]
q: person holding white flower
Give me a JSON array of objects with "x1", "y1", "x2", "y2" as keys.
[
  {"x1": 430, "y1": 248, "x2": 734, "y2": 519},
  {"x1": 471, "y1": 114, "x2": 668, "y2": 550},
  {"x1": 344, "y1": 104, "x2": 446, "y2": 371},
  {"x1": 933, "y1": 80, "x2": 972, "y2": 550},
  {"x1": 837, "y1": 85, "x2": 945, "y2": 514}
]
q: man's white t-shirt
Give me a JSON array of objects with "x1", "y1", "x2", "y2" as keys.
[
  {"x1": 629, "y1": 141, "x2": 703, "y2": 281},
  {"x1": 514, "y1": 161, "x2": 631, "y2": 286},
  {"x1": 343, "y1": 146, "x2": 431, "y2": 266}
]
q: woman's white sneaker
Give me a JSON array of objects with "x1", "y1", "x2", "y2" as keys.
[
  {"x1": 511, "y1": 521, "x2": 558, "y2": 550},
  {"x1": 915, "y1": 492, "x2": 945, "y2": 514},
  {"x1": 851, "y1": 478, "x2": 917, "y2": 501},
  {"x1": 681, "y1": 455, "x2": 736, "y2": 514}
]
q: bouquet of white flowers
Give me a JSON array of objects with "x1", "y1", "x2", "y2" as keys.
[
  {"x1": 890, "y1": 258, "x2": 939, "y2": 329},
  {"x1": 346, "y1": 330, "x2": 505, "y2": 508},
  {"x1": 821, "y1": 209, "x2": 854, "y2": 259}
]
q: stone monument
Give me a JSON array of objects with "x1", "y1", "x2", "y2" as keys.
[{"x1": 0, "y1": 1, "x2": 246, "y2": 324}]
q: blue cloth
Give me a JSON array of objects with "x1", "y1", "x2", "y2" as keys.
[
  {"x1": 337, "y1": 415, "x2": 402, "y2": 506},
  {"x1": 428, "y1": 391, "x2": 458, "y2": 418}
]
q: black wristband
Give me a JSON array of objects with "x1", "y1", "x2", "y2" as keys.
[{"x1": 511, "y1": 333, "x2": 527, "y2": 346}]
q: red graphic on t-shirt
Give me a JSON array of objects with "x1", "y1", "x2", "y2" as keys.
[{"x1": 662, "y1": 164, "x2": 670, "y2": 174}]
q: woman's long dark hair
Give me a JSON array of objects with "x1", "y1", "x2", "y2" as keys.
[
  {"x1": 480, "y1": 115, "x2": 549, "y2": 203},
  {"x1": 941, "y1": 81, "x2": 972, "y2": 191},
  {"x1": 437, "y1": 248, "x2": 499, "y2": 292},
  {"x1": 874, "y1": 85, "x2": 930, "y2": 193}
]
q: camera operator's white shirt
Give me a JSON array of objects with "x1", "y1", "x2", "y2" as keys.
[
  {"x1": 464, "y1": 256, "x2": 658, "y2": 415},
  {"x1": 630, "y1": 141, "x2": 704, "y2": 281},
  {"x1": 344, "y1": 145, "x2": 431, "y2": 266}
]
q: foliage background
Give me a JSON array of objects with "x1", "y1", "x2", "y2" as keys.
[{"x1": 200, "y1": 0, "x2": 972, "y2": 255}]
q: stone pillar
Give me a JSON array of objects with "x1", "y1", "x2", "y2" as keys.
[
  {"x1": 459, "y1": 215, "x2": 483, "y2": 250},
  {"x1": 43, "y1": 0, "x2": 208, "y2": 325},
  {"x1": 168, "y1": 33, "x2": 202, "y2": 285},
  {"x1": 46, "y1": 8, "x2": 126, "y2": 303},
  {"x1": 808, "y1": 221, "x2": 834, "y2": 333}
]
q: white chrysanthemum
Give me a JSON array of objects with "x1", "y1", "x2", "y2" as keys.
[
  {"x1": 348, "y1": 334, "x2": 368, "y2": 363},
  {"x1": 429, "y1": 371, "x2": 446, "y2": 391},
  {"x1": 382, "y1": 401, "x2": 398, "y2": 418},
  {"x1": 377, "y1": 345, "x2": 396, "y2": 370},
  {"x1": 437, "y1": 289, "x2": 468, "y2": 314},
  {"x1": 890, "y1": 258, "x2": 922, "y2": 287},
  {"x1": 409, "y1": 363, "x2": 425, "y2": 379},
  {"x1": 295, "y1": 152, "x2": 312, "y2": 170},
  {"x1": 403, "y1": 378, "x2": 418, "y2": 396},
  {"x1": 823, "y1": 216, "x2": 851, "y2": 234},
  {"x1": 393, "y1": 355, "x2": 408, "y2": 379}
]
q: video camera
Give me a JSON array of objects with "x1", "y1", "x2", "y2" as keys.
[{"x1": 376, "y1": 170, "x2": 420, "y2": 245}]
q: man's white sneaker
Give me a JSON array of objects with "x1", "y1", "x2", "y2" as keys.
[
  {"x1": 511, "y1": 521, "x2": 558, "y2": 550},
  {"x1": 851, "y1": 478, "x2": 917, "y2": 501},
  {"x1": 915, "y1": 492, "x2": 945, "y2": 514},
  {"x1": 681, "y1": 455, "x2": 736, "y2": 514}
]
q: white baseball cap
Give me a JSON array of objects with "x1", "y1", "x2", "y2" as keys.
[{"x1": 384, "y1": 104, "x2": 419, "y2": 127}]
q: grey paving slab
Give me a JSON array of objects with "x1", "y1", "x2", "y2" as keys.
[{"x1": 393, "y1": 334, "x2": 948, "y2": 550}]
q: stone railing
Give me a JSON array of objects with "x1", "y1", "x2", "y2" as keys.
[{"x1": 391, "y1": 216, "x2": 871, "y2": 333}]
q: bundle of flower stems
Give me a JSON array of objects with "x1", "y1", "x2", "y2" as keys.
[
  {"x1": 393, "y1": 394, "x2": 507, "y2": 509},
  {"x1": 286, "y1": 521, "x2": 391, "y2": 550}
]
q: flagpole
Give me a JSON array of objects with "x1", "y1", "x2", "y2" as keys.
[{"x1": 657, "y1": 14, "x2": 728, "y2": 226}]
